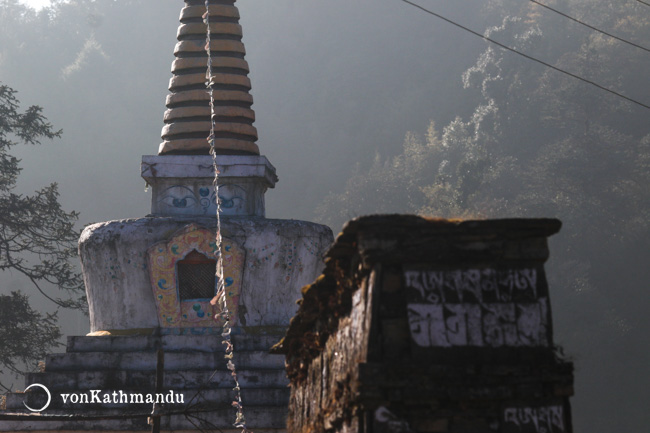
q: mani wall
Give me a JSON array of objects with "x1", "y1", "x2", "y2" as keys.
[{"x1": 273, "y1": 215, "x2": 574, "y2": 433}]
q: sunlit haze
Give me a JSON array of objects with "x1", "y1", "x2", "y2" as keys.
[{"x1": 20, "y1": 0, "x2": 51, "y2": 11}]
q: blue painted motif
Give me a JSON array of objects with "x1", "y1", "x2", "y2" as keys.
[{"x1": 192, "y1": 303, "x2": 206, "y2": 318}]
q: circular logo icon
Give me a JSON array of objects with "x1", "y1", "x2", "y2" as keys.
[{"x1": 22, "y1": 383, "x2": 51, "y2": 413}]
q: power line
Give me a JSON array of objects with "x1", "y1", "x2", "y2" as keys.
[
  {"x1": 400, "y1": 0, "x2": 650, "y2": 111},
  {"x1": 530, "y1": 0, "x2": 650, "y2": 54},
  {"x1": 635, "y1": 0, "x2": 650, "y2": 8}
]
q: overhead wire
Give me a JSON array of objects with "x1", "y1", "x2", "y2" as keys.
[
  {"x1": 635, "y1": 0, "x2": 650, "y2": 8},
  {"x1": 529, "y1": 0, "x2": 650, "y2": 53},
  {"x1": 400, "y1": 0, "x2": 650, "y2": 111}
]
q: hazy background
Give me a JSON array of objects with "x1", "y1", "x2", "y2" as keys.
[{"x1": 2, "y1": 1, "x2": 649, "y2": 432}]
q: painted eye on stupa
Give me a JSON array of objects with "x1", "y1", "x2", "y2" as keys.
[
  {"x1": 173, "y1": 198, "x2": 190, "y2": 208},
  {"x1": 218, "y1": 196, "x2": 243, "y2": 209},
  {"x1": 160, "y1": 186, "x2": 198, "y2": 209},
  {"x1": 161, "y1": 194, "x2": 197, "y2": 209}
]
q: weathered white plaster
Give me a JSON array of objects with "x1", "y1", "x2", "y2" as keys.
[
  {"x1": 79, "y1": 217, "x2": 332, "y2": 333},
  {"x1": 141, "y1": 155, "x2": 277, "y2": 182}
]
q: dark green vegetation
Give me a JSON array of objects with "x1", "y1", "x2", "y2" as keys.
[
  {"x1": 0, "y1": 83, "x2": 84, "y2": 390},
  {"x1": 320, "y1": 2, "x2": 650, "y2": 432},
  {"x1": 0, "y1": 0, "x2": 647, "y2": 431},
  {"x1": 0, "y1": 292, "x2": 61, "y2": 392}
]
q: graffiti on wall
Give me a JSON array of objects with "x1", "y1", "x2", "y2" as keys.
[
  {"x1": 405, "y1": 268, "x2": 549, "y2": 348},
  {"x1": 502, "y1": 405, "x2": 566, "y2": 433},
  {"x1": 147, "y1": 224, "x2": 245, "y2": 329}
]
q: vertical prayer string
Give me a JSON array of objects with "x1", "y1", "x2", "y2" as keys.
[{"x1": 203, "y1": 2, "x2": 250, "y2": 432}]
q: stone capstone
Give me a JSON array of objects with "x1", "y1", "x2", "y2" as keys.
[{"x1": 274, "y1": 215, "x2": 573, "y2": 433}]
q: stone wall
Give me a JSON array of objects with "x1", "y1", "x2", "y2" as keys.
[{"x1": 274, "y1": 215, "x2": 574, "y2": 433}]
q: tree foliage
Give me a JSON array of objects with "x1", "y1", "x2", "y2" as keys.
[
  {"x1": 0, "y1": 83, "x2": 84, "y2": 389},
  {"x1": 317, "y1": 2, "x2": 650, "y2": 432},
  {"x1": 0, "y1": 292, "x2": 61, "y2": 392},
  {"x1": 0, "y1": 84, "x2": 85, "y2": 309}
]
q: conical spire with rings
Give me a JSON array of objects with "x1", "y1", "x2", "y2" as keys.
[{"x1": 160, "y1": 0, "x2": 259, "y2": 155}]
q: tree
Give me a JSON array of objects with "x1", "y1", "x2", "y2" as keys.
[
  {"x1": 316, "y1": 2, "x2": 650, "y2": 432},
  {"x1": 0, "y1": 83, "x2": 84, "y2": 391},
  {"x1": 0, "y1": 292, "x2": 61, "y2": 392}
]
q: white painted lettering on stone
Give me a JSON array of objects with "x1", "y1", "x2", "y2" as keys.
[
  {"x1": 407, "y1": 300, "x2": 549, "y2": 348},
  {"x1": 444, "y1": 304, "x2": 468, "y2": 346},
  {"x1": 517, "y1": 304, "x2": 543, "y2": 345},
  {"x1": 483, "y1": 304, "x2": 518, "y2": 347},
  {"x1": 503, "y1": 405, "x2": 565, "y2": 433},
  {"x1": 407, "y1": 304, "x2": 450, "y2": 347},
  {"x1": 405, "y1": 268, "x2": 548, "y2": 348},
  {"x1": 466, "y1": 303, "x2": 483, "y2": 345},
  {"x1": 404, "y1": 270, "x2": 444, "y2": 303},
  {"x1": 405, "y1": 268, "x2": 538, "y2": 304}
]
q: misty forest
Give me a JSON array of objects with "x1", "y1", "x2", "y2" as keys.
[{"x1": 0, "y1": 0, "x2": 648, "y2": 432}]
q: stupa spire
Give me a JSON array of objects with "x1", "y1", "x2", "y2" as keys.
[{"x1": 160, "y1": 0, "x2": 259, "y2": 155}]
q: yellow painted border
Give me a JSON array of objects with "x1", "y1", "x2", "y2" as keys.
[{"x1": 147, "y1": 224, "x2": 245, "y2": 328}]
